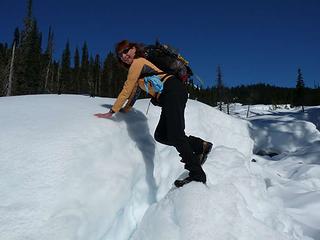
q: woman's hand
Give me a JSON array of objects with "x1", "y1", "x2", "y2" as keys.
[{"x1": 94, "y1": 111, "x2": 114, "y2": 119}]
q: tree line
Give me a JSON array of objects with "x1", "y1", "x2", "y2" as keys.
[
  {"x1": 1, "y1": 0, "x2": 319, "y2": 109},
  {"x1": 190, "y1": 73, "x2": 320, "y2": 109},
  {"x1": 0, "y1": 1, "x2": 128, "y2": 98},
  {"x1": 191, "y1": 67, "x2": 320, "y2": 111}
]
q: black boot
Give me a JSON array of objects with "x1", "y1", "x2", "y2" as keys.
[
  {"x1": 189, "y1": 168, "x2": 206, "y2": 183},
  {"x1": 198, "y1": 141, "x2": 213, "y2": 165},
  {"x1": 180, "y1": 141, "x2": 213, "y2": 165},
  {"x1": 174, "y1": 169, "x2": 206, "y2": 188}
]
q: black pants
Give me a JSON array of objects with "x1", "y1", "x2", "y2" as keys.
[{"x1": 154, "y1": 77, "x2": 206, "y2": 182}]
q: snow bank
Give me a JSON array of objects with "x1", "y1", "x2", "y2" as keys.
[
  {"x1": 0, "y1": 95, "x2": 311, "y2": 240},
  {"x1": 233, "y1": 104, "x2": 320, "y2": 240},
  {"x1": 132, "y1": 147, "x2": 307, "y2": 240},
  {"x1": 253, "y1": 140, "x2": 320, "y2": 240}
]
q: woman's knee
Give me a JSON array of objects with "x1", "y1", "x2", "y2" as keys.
[{"x1": 154, "y1": 131, "x2": 165, "y2": 144}]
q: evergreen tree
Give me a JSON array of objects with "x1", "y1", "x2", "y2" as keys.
[
  {"x1": 0, "y1": 43, "x2": 9, "y2": 95},
  {"x1": 87, "y1": 54, "x2": 101, "y2": 97},
  {"x1": 27, "y1": 20, "x2": 42, "y2": 93},
  {"x1": 100, "y1": 52, "x2": 127, "y2": 97},
  {"x1": 113, "y1": 60, "x2": 127, "y2": 97},
  {"x1": 88, "y1": 55, "x2": 95, "y2": 97},
  {"x1": 216, "y1": 65, "x2": 224, "y2": 111},
  {"x1": 293, "y1": 68, "x2": 305, "y2": 111},
  {"x1": 42, "y1": 26, "x2": 54, "y2": 92},
  {"x1": 7, "y1": 28, "x2": 21, "y2": 95},
  {"x1": 51, "y1": 60, "x2": 60, "y2": 93},
  {"x1": 79, "y1": 41, "x2": 89, "y2": 94},
  {"x1": 59, "y1": 41, "x2": 71, "y2": 94},
  {"x1": 92, "y1": 54, "x2": 101, "y2": 96},
  {"x1": 6, "y1": 41, "x2": 17, "y2": 96},
  {"x1": 15, "y1": 2, "x2": 31, "y2": 95},
  {"x1": 73, "y1": 47, "x2": 80, "y2": 93},
  {"x1": 101, "y1": 52, "x2": 116, "y2": 97},
  {"x1": 16, "y1": 0, "x2": 42, "y2": 95},
  {"x1": 13, "y1": 28, "x2": 20, "y2": 48}
]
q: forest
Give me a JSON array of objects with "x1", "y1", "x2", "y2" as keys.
[{"x1": 1, "y1": 0, "x2": 319, "y2": 108}]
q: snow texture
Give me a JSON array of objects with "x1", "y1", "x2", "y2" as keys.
[{"x1": 1, "y1": 95, "x2": 319, "y2": 240}]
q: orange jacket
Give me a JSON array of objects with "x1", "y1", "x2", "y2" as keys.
[{"x1": 111, "y1": 57, "x2": 171, "y2": 113}]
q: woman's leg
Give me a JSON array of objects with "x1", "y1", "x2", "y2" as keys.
[
  {"x1": 154, "y1": 110, "x2": 169, "y2": 145},
  {"x1": 158, "y1": 79, "x2": 206, "y2": 182}
]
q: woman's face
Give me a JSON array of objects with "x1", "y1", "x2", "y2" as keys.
[{"x1": 118, "y1": 46, "x2": 136, "y2": 65}]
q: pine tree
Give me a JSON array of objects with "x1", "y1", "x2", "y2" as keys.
[
  {"x1": 43, "y1": 26, "x2": 54, "y2": 92},
  {"x1": 113, "y1": 60, "x2": 128, "y2": 96},
  {"x1": 59, "y1": 41, "x2": 71, "y2": 94},
  {"x1": 13, "y1": 28, "x2": 20, "y2": 48},
  {"x1": 79, "y1": 41, "x2": 89, "y2": 94},
  {"x1": 88, "y1": 54, "x2": 102, "y2": 97},
  {"x1": 293, "y1": 68, "x2": 305, "y2": 112},
  {"x1": 27, "y1": 20, "x2": 42, "y2": 93},
  {"x1": 216, "y1": 65, "x2": 224, "y2": 111},
  {"x1": 73, "y1": 47, "x2": 80, "y2": 93},
  {"x1": 16, "y1": 0, "x2": 42, "y2": 95},
  {"x1": 51, "y1": 60, "x2": 60, "y2": 93},
  {"x1": 15, "y1": 1, "x2": 32, "y2": 95},
  {"x1": 6, "y1": 41, "x2": 16, "y2": 96},
  {"x1": 92, "y1": 54, "x2": 101, "y2": 96},
  {"x1": 101, "y1": 52, "x2": 116, "y2": 97},
  {"x1": 0, "y1": 43, "x2": 9, "y2": 95},
  {"x1": 88, "y1": 55, "x2": 95, "y2": 97},
  {"x1": 100, "y1": 52, "x2": 128, "y2": 97},
  {"x1": 7, "y1": 29, "x2": 21, "y2": 95}
]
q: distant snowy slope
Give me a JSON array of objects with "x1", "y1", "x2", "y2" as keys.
[{"x1": 0, "y1": 95, "x2": 310, "y2": 240}]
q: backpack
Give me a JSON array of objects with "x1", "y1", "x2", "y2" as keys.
[{"x1": 144, "y1": 41, "x2": 193, "y2": 82}]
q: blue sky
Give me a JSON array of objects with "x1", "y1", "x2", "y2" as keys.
[{"x1": 1, "y1": 0, "x2": 320, "y2": 88}]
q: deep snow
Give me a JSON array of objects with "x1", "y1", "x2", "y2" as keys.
[{"x1": 0, "y1": 95, "x2": 319, "y2": 240}]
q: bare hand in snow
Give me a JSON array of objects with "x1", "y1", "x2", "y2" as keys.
[{"x1": 94, "y1": 112, "x2": 113, "y2": 118}]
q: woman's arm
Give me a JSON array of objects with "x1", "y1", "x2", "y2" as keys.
[{"x1": 111, "y1": 59, "x2": 143, "y2": 113}]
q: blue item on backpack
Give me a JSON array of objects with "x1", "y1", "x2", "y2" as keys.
[{"x1": 144, "y1": 75, "x2": 164, "y2": 95}]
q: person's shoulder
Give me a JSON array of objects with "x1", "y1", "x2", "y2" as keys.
[
  {"x1": 131, "y1": 57, "x2": 151, "y2": 68},
  {"x1": 128, "y1": 58, "x2": 147, "y2": 72},
  {"x1": 133, "y1": 57, "x2": 162, "y2": 72},
  {"x1": 133, "y1": 57, "x2": 148, "y2": 63}
]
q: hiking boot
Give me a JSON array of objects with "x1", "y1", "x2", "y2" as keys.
[
  {"x1": 174, "y1": 171, "x2": 206, "y2": 188},
  {"x1": 174, "y1": 176, "x2": 206, "y2": 188},
  {"x1": 174, "y1": 177, "x2": 193, "y2": 188},
  {"x1": 180, "y1": 141, "x2": 213, "y2": 165},
  {"x1": 198, "y1": 141, "x2": 213, "y2": 165},
  {"x1": 189, "y1": 167, "x2": 206, "y2": 182}
]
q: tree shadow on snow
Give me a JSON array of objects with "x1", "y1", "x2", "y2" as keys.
[
  {"x1": 248, "y1": 107, "x2": 320, "y2": 160},
  {"x1": 276, "y1": 108, "x2": 319, "y2": 131},
  {"x1": 101, "y1": 104, "x2": 157, "y2": 204},
  {"x1": 250, "y1": 107, "x2": 320, "y2": 130}
]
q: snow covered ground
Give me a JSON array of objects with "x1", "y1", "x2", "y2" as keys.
[
  {"x1": 232, "y1": 104, "x2": 320, "y2": 240},
  {"x1": 0, "y1": 95, "x2": 319, "y2": 240}
]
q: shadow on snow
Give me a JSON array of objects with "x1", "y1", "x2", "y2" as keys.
[{"x1": 101, "y1": 104, "x2": 157, "y2": 204}]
